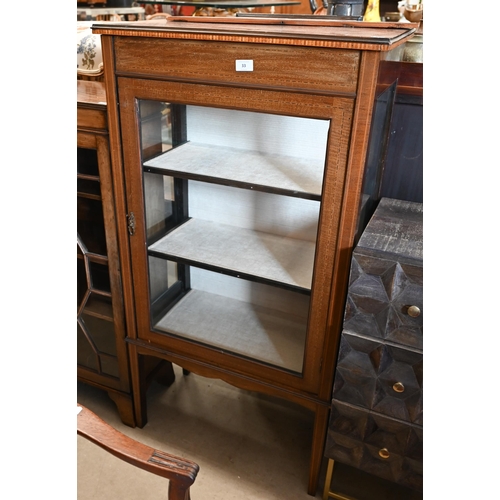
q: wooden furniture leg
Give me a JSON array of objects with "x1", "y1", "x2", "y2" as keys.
[
  {"x1": 308, "y1": 403, "x2": 330, "y2": 495},
  {"x1": 107, "y1": 390, "x2": 136, "y2": 427},
  {"x1": 129, "y1": 345, "x2": 149, "y2": 428},
  {"x1": 129, "y1": 346, "x2": 178, "y2": 428},
  {"x1": 77, "y1": 404, "x2": 199, "y2": 500},
  {"x1": 153, "y1": 358, "x2": 177, "y2": 387}
]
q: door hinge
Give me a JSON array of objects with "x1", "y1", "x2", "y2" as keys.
[{"x1": 127, "y1": 212, "x2": 136, "y2": 236}]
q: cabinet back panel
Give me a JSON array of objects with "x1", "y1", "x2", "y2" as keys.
[
  {"x1": 190, "y1": 267, "x2": 310, "y2": 319},
  {"x1": 188, "y1": 180, "x2": 320, "y2": 242},
  {"x1": 186, "y1": 105, "x2": 330, "y2": 161}
]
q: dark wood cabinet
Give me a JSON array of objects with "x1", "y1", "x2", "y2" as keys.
[
  {"x1": 77, "y1": 80, "x2": 135, "y2": 427},
  {"x1": 324, "y1": 197, "x2": 423, "y2": 492},
  {"x1": 92, "y1": 17, "x2": 416, "y2": 495},
  {"x1": 378, "y1": 60, "x2": 423, "y2": 203}
]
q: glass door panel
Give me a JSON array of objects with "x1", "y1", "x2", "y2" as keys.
[
  {"x1": 138, "y1": 100, "x2": 330, "y2": 374},
  {"x1": 77, "y1": 146, "x2": 119, "y2": 379}
]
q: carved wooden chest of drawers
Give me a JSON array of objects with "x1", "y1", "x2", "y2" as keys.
[{"x1": 324, "y1": 197, "x2": 423, "y2": 492}]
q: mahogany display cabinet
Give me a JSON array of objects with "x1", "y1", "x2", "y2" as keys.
[{"x1": 92, "y1": 17, "x2": 417, "y2": 495}]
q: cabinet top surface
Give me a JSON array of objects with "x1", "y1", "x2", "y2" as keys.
[
  {"x1": 77, "y1": 80, "x2": 107, "y2": 107},
  {"x1": 356, "y1": 198, "x2": 423, "y2": 262},
  {"x1": 139, "y1": 0, "x2": 300, "y2": 6},
  {"x1": 92, "y1": 17, "x2": 417, "y2": 50}
]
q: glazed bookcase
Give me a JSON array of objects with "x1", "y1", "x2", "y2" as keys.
[
  {"x1": 93, "y1": 17, "x2": 416, "y2": 495},
  {"x1": 77, "y1": 80, "x2": 134, "y2": 426}
]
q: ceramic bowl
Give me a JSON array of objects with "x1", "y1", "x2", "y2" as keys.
[
  {"x1": 403, "y1": 5, "x2": 423, "y2": 23},
  {"x1": 77, "y1": 22, "x2": 104, "y2": 77}
]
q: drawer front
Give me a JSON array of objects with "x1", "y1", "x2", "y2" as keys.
[
  {"x1": 325, "y1": 401, "x2": 422, "y2": 491},
  {"x1": 333, "y1": 333, "x2": 422, "y2": 424},
  {"x1": 114, "y1": 37, "x2": 360, "y2": 94},
  {"x1": 344, "y1": 253, "x2": 422, "y2": 349},
  {"x1": 77, "y1": 107, "x2": 108, "y2": 132}
]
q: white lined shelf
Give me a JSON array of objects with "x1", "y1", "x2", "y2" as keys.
[
  {"x1": 149, "y1": 218, "x2": 316, "y2": 291},
  {"x1": 143, "y1": 142, "x2": 324, "y2": 199},
  {"x1": 154, "y1": 288, "x2": 307, "y2": 373}
]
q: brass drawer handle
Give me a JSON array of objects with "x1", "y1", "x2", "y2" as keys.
[
  {"x1": 407, "y1": 305, "x2": 421, "y2": 318},
  {"x1": 378, "y1": 448, "x2": 390, "y2": 459},
  {"x1": 393, "y1": 382, "x2": 405, "y2": 393}
]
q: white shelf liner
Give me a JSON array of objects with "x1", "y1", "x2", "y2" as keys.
[
  {"x1": 154, "y1": 288, "x2": 307, "y2": 372},
  {"x1": 144, "y1": 142, "x2": 324, "y2": 198},
  {"x1": 149, "y1": 218, "x2": 315, "y2": 290}
]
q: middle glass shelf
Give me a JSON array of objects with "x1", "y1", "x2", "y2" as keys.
[{"x1": 149, "y1": 215, "x2": 316, "y2": 292}]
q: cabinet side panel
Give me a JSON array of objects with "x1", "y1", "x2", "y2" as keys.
[
  {"x1": 319, "y1": 51, "x2": 382, "y2": 401},
  {"x1": 302, "y1": 98, "x2": 355, "y2": 390}
]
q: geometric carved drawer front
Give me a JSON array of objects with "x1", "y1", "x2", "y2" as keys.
[
  {"x1": 324, "y1": 401, "x2": 423, "y2": 492},
  {"x1": 326, "y1": 199, "x2": 423, "y2": 491},
  {"x1": 343, "y1": 255, "x2": 423, "y2": 350},
  {"x1": 333, "y1": 333, "x2": 423, "y2": 425}
]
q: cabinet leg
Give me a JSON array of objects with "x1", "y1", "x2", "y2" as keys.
[
  {"x1": 308, "y1": 404, "x2": 330, "y2": 496},
  {"x1": 154, "y1": 360, "x2": 176, "y2": 387},
  {"x1": 107, "y1": 391, "x2": 136, "y2": 427},
  {"x1": 129, "y1": 347, "x2": 182, "y2": 428},
  {"x1": 129, "y1": 346, "x2": 149, "y2": 428}
]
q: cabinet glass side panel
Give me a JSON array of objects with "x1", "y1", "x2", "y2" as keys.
[
  {"x1": 139, "y1": 101, "x2": 330, "y2": 374},
  {"x1": 355, "y1": 82, "x2": 398, "y2": 244},
  {"x1": 140, "y1": 100, "x2": 188, "y2": 244},
  {"x1": 139, "y1": 100, "x2": 175, "y2": 161}
]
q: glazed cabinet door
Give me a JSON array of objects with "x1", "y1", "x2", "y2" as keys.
[
  {"x1": 77, "y1": 132, "x2": 129, "y2": 394},
  {"x1": 119, "y1": 77, "x2": 354, "y2": 394},
  {"x1": 77, "y1": 142, "x2": 119, "y2": 380}
]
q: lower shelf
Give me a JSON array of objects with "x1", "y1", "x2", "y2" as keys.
[{"x1": 154, "y1": 287, "x2": 308, "y2": 373}]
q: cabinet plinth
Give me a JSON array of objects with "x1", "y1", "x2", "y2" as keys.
[{"x1": 93, "y1": 17, "x2": 416, "y2": 496}]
